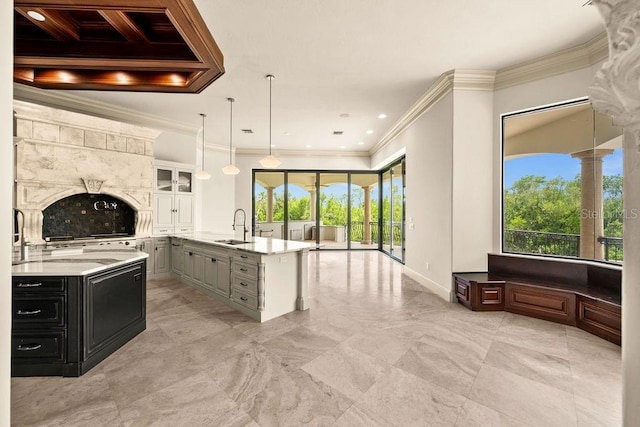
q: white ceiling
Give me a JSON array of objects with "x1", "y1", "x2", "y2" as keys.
[{"x1": 52, "y1": 0, "x2": 605, "y2": 153}]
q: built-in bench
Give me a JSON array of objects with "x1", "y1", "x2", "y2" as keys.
[{"x1": 453, "y1": 254, "x2": 621, "y2": 345}]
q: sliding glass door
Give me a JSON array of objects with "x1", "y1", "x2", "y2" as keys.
[
  {"x1": 380, "y1": 160, "x2": 405, "y2": 262},
  {"x1": 252, "y1": 163, "x2": 404, "y2": 258}
]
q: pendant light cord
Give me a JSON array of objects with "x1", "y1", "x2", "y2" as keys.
[
  {"x1": 229, "y1": 98, "x2": 234, "y2": 163},
  {"x1": 200, "y1": 113, "x2": 206, "y2": 169},
  {"x1": 267, "y1": 74, "x2": 274, "y2": 156}
]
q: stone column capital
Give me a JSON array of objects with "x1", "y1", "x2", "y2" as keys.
[
  {"x1": 570, "y1": 148, "x2": 615, "y2": 161},
  {"x1": 589, "y1": 0, "x2": 640, "y2": 141}
]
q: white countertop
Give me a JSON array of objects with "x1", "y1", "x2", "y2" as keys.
[
  {"x1": 12, "y1": 248, "x2": 148, "y2": 276},
  {"x1": 176, "y1": 232, "x2": 312, "y2": 255}
]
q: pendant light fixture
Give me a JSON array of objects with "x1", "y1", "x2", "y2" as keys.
[
  {"x1": 195, "y1": 113, "x2": 211, "y2": 180},
  {"x1": 259, "y1": 74, "x2": 281, "y2": 168},
  {"x1": 222, "y1": 98, "x2": 240, "y2": 175}
]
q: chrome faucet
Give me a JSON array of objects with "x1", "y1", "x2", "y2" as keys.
[
  {"x1": 14, "y1": 209, "x2": 27, "y2": 262},
  {"x1": 232, "y1": 208, "x2": 248, "y2": 241}
]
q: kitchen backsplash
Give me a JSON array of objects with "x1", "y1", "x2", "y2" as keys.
[{"x1": 42, "y1": 193, "x2": 135, "y2": 240}]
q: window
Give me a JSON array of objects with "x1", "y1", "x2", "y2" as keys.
[
  {"x1": 252, "y1": 163, "x2": 403, "y2": 259},
  {"x1": 502, "y1": 99, "x2": 624, "y2": 263}
]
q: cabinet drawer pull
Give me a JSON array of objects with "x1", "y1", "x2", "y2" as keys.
[
  {"x1": 240, "y1": 255, "x2": 248, "y2": 259},
  {"x1": 240, "y1": 268, "x2": 248, "y2": 272},
  {"x1": 211, "y1": 258, "x2": 217, "y2": 263},
  {"x1": 172, "y1": 243, "x2": 181, "y2": 247},
  {"x1": 17, "y1": 309, "x2": 42, "y2": 316},
  {"x1": 240, "y1": 282, "x2": 248, "y2": 287},
  {"x1": 16, "y1": 343, "x2": 42, "y2": 351},
  {"x1": 239, "y1": 296, "x2": 248, "y2": 302},
  {"x1": 17, "y1": 282, "x2": 42, "y2": 288},
  {"x1": 189, "y1": 252, "x2": 193, "y2": 256}
]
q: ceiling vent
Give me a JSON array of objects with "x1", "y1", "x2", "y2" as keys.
[
  {"x1": 242, "y1": 129, "x2": 253, "y2": 134},
  {"x1": 333, "y1": 131, "x2": 343, "y2": 135}
]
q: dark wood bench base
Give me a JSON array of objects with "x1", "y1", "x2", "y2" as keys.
[{"x1": 454, "y1": 254, "x2": 621, "y2": 345}]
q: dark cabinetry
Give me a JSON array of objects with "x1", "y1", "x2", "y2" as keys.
[
  {"x1": 12, "y1": 260, "x2": 146, "y2": 377},
  {"x1": 453, "y1": 254, "x2": 622, "y2": 345}
]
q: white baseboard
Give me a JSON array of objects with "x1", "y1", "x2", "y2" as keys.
[{"x1": 402, "y1": 266, "x2": 454, "y2": 302}]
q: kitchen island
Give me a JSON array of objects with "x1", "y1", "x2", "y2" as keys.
[
  {"x1": 11, "y1": 248, "x2": 148, "y2": 377},
  {"x1": 170, "y1": 233, "x2": 311, "y2": 322}
]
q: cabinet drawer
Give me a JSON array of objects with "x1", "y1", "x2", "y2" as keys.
[
  {"x1": 231, "y1": 275, "x2": 258, "y2": 295},
  {"x1": 232, "y1": 289, "x2": 258, "y2": 311},
  {"x1": 12, "y1": 277, "x2": 65, "y2": 293},
  {"x1": 12, "y1": 331, "x2": 65, "y2": 362},
  {"x1": 505, "y1": 283, "x2": 576, "y2": 325},
  {"x1": 13, "y1": 296, "x2": 65, "y2": 327},
  {"x1": 232, "y1": 261, "x2": 258, "y2": 278},
  {"x1": 233, "y1": 251, "x2": 260, "y2": 264}
]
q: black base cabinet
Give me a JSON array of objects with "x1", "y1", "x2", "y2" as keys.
[{"x1": 12, "y1": 260, "x2": 146, "y2": 377}]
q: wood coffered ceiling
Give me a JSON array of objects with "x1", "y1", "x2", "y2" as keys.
[{"x1": 14, "y1": 0, "x2": 224, "y2": 92}]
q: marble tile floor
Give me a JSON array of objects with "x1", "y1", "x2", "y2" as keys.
[{"x1": 11, "y1": 251, "x2": 622, "y2": 426}]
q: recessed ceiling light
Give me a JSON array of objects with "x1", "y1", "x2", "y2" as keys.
[
  {"x1": 366, "y1": 130, "x2": 374, "y2": 134},
  {"x1": 306, "y1": 145, "x2": 312, "y2": 149},
  {"x1": 339, "y1": 113, "x2": 350, "y2": 118},
  {"x1": 270, "y1": 144, "x2": 276, "y2": 148},
  {"x1": 284, "y1": 131, "x2": 291, "y2": 136},
  {"x1": 377, "y1": 113, "x2": 387, "y2": 119},
  {"x1": 27, "y1": 10, "x2": 46, "y2": 21},
  {"x1": 357, "y1": 141, "x2": 365, "y2": 145},
  {"x1": 339, "y1": 145, "x2": 346, "y2": 149}
]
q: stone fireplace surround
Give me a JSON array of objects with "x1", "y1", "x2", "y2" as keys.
[{"x1": 13, "y1": 101, "x2": 160, "y2": 244}]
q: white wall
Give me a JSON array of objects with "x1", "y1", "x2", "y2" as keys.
[
  {"x1": 154, "y1": 131, "x2": 196, "y2": 164},
  {"x1": 196, "y1": 146, "x2": 237, "y2": 234},
  {"x1": 1, "y1": 1, "x2": 12, "y2": 424},
  {"x1": 372, "y1": 93, "x2": 455, "y2": 299},
  {"x1": 451, "y1": 89, "x2": 495, "y2": 272}
]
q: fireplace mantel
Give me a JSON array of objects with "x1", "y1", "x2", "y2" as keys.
[{"x1": 14, "y1": 101, "x2": 160, "y2": 243}]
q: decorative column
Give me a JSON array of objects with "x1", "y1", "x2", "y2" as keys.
[
  {"x1": 589, "y1": 1, "x2": 640, "y2": 424},
  {"x1": 571, "y1": 148, "x2": 613, "y2": 259},
  {"x1": 296, "y1": 248, "x2": 309, "y2": 310},
  {"x1": 362, "y1": 185, "x2": 372, "y2": 245},
  {"x1": 309, "y1": 188, "x2": 317, "y2": 221},
  {"x1": 266, "y1": 186, "x2": 274, "y2": 223}
]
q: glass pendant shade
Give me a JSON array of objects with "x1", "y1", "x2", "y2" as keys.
[
  {"x1": 195, "y1": 112, "x2": 211, "y2": 180},
  {"x1": 194, "y1": 169, "x2": 211, "y2": 180},
  {"x1": 260, "y1": 74, "x2": 280, "y2": 168},
  {"x1": 259, "y1": 155, "x2": 281, "y2": 168},
  {"x1": 222, "y1": 98, "x2": 240, "y2": 175},
  {"x1": 222, "y1": 163, "x2": 240, "y2": 175}
]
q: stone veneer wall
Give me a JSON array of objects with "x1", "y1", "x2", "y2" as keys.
[{"x1": 13, "y1": 100, "x2": 160, "y2": 243}]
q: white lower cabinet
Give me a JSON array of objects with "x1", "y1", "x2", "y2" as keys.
[
  {"x1": 203, "y1": 252, "x2": 230, "y2": 297},
  {"x1": 171, "y1": 238, "x2": 183, "y2": 274},
  {"x1": 171, "y1": 240, "x2": 303, "y2": 322}
]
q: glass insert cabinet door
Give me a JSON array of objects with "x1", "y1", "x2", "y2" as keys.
[
  {"x1": 155, "y1": 167, "x2": 193, "y2": 194},
  {"x1": 177, "y1": 171, "x2": 192, "y2": 193},
  {"x1": 155, "y1": 168, "x2": 173, "y2": 192}
]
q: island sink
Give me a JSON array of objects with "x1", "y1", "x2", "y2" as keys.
[{"x1": 214, "y1": 239, "x2": 250, "y2": 245}]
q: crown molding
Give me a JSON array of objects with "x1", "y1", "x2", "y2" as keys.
[
  {"x1": 370, "y1": 69, "x2": 496, "y2": 156},
  {"x1": 236, "y1": 148, "x2": 369, "y2": 158},
  {"x1": 494, "y1": 32, "x2": 608, "y2": 90},
  {"x1": 13, "y1": 83, "x2": 198, "y2": 135},
  {"x1": 370, "y1": 33, "x2": 608, "y2": 158}
]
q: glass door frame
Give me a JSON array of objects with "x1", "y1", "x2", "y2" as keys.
[{"x1": 252, "y1": 162, "x2": 405, "y2": 260}]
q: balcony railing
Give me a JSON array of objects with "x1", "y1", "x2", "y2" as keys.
[
  {"x1": 350, "y1": 221, "x2": 401, "y2": 244},
  {"x1": 505, "y1": 229, "x2": 623, "y2": 262}
]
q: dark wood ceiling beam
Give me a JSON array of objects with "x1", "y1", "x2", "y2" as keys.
[
  {"x1": 98, "y1": 10, "x2": 149, "y2": 43},
  {"x1": 15, "y1": 57, "x2": 210, "y2": 72},
  {"x1": 15, "y1": 40, "x2": 197, "y2": 61},
  {"x1": 15, "y1": 7, "x2": 80, "y2": 41}
]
